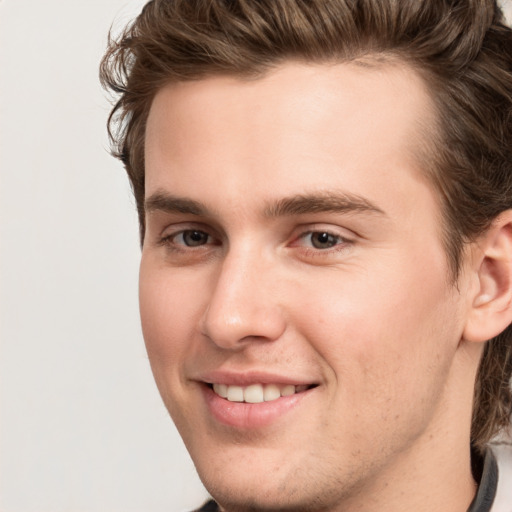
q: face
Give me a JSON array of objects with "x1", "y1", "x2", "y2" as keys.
[{"x1": 140, "y1": 62, "x2": 474, "y2": 511}]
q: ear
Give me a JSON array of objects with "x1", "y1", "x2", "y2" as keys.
[{"x1": 463, "y1": 210, "x2": 512, "y2": 343}]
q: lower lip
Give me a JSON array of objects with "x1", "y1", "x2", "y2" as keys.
[{"x1": 202, "y1": 385, "x2": 312, "y2": 429}]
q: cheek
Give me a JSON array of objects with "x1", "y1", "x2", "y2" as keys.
[
  {"x1": 292, "y1": 255, "x2": 462, "y2": 400},
  {"x1": 138, "y1": 260, "x2": 212, "y2": 431},
  {"x1": 287, "y1": 265, "x2": 463, "y2": 457},
  {"x1": 139, "y1": 260, "x2": 203, "y2": 377}
]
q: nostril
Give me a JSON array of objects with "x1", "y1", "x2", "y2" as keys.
[
  {"x1": 199, "y1": 277, "x2": 287, "y2": 349},
  {"x1": 201, "y1": 306, "x2": 287, "y2": 349}
]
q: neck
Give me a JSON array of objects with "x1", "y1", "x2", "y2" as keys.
[
  {"x1": 331, "y1": 344, "x2": 481, "y2": 512},
  {"x1": 334, "y1": 430, "x2": 477, "y2": 512}
]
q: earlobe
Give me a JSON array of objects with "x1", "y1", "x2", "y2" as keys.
[{"x1": 463, "y1": 210, "x2": 512, "y2": 343}]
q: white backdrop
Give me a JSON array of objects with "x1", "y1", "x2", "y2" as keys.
[
  {"x1": 0, "y1": 1, "x2": 208, "y2": 511},
  {"x1": 1, "y1": 1, "x2": 511, "y2": 512}
]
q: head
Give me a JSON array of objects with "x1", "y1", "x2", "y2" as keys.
[{"x1": 101, "y1": 0, "x2": 512, "y2": 508}]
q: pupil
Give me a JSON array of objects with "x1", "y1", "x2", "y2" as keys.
[
  {"x1": 184, "y1": 231, "x2": 207, "y2": 246},
  {"x1": 312, "y1": 232, "x2": 335, "y2": 249}
]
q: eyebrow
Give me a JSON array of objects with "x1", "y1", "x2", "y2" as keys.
[
  {"x1": 264, "y1": 192, "x2": 385, "y2": 218},
  {"x1": 145, "y1": 192, "x2": 208, "y2": 216},
  {"x1": 144, "y1": 190, "x2": 385, "y2": 218}
]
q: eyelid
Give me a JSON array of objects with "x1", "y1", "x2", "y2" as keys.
[
  {"x1": 174, "y1": 230, "x2": 212, "y2": 246},
  {"x1": 287, "y1": 225, "x2": 356, "y2": 260},
  {"x1": 158, "y1": 220, "x2": 213, "y2": 237},
  {"x1": 156, "y1": 222, "x2": 220, "y2": 247},
  {"x1": 294, "y1": 231, "x2": 347, "y2": 248},
  {"x1": 304, "y1": 230, "x2": 344, "y2": 242},
  {"x1": 154, "y1": 221, "x2": 355, "y2": 254},
  {"x1": 291, "y1": 223, "x2": 354, "y2": 243}
]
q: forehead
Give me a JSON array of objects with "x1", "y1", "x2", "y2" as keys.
[{"x1": 144, "y1": 61, "x2": 437, "y2": 217}]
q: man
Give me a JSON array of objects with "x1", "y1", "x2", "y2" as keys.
[{"x1": 100, "y1": 1, "x2": 512, "y2": 510}]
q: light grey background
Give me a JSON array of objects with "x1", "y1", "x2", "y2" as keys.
[
  {"x1": 1, "y1": 1, "x2": 511, "y2": 512},
  {"x1": 0, "y1": 1, "x2": 208, "y2": 511}
]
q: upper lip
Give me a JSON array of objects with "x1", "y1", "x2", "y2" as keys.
[{"x1": 197, "y1": 369, "x2": 318, "y2": 387}]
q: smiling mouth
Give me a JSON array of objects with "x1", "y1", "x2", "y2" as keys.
[{"x1": 208, "y1": 383, "x2": 317, "y2": 404}]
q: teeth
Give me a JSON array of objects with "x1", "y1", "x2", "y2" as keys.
[
  {"x1": 212, "y1": 383, "x2": 228, "y2": 398},
  {"x1": 263, "y1": 384, "x2": 280, "y2": 402},
  {"x1": 281, "y1": 384, "x2": 295, "y2": 396},
  {"x1": 226, "y1": 385, "x2": 244, "y2": 402},
  {"x1": 244, "y1": 384, "x2": 264, "y2": 403},
  {"x1": 212, "y1": 383, "x2": 309, "y2": 403}
]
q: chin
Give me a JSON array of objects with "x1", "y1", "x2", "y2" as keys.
[
  {"x1": 202, "y1": 483, "x2": 326, "y2": 512},
  {"x1": 192, "y1": 449, "x2": 351, "y2": 512}
]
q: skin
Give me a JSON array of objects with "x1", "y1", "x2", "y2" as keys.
[{"x1": 140, "y1": 62, "x2": 486, "y2": 511}]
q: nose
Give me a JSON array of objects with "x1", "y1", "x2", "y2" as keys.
[{"x1": 200, "y1": 249, "x2": 286, "y2": 350}]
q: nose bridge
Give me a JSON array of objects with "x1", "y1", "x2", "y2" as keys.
[{"x1": 201, "y1": 243, "x2": 285, "y2": 349}]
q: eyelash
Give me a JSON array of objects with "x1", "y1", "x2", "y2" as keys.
[
  {"x1": 158, "y1": 226, "x2": 353, "y2": 258},
  {"x1": 297, "y1": 230, "x2": 348, "y2": 252},
  {"x1": 158, "y1": 230, "x2": 217, "y2": 251},
  {"x1": 294, "y1": 231, "x2": 357, "y2": 263}
]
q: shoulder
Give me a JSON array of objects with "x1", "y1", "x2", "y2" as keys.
[
  {"x1": 192, "y1": 499, "x2": 219, "y2": 512},
  {"x1": 489, "y1": 442, "x2": 512, "y2": 512}
]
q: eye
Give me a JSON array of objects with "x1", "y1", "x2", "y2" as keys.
[
  {"x1": 174, "y1": 230, "x2": 211, "y2": 247},
  {"x1": 288, "y1": 228, "x2": 353, "y2": 261},
  {"x1": 307, "y1": 231, "x2": 342, "y2": 249},
  {"x1": 295, "y1": 231, "x2": 347, "y2": 251}
]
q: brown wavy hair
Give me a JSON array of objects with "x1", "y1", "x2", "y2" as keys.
[{"x1": 100, "y1": 0, "x2": 512, "y2": 452}]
